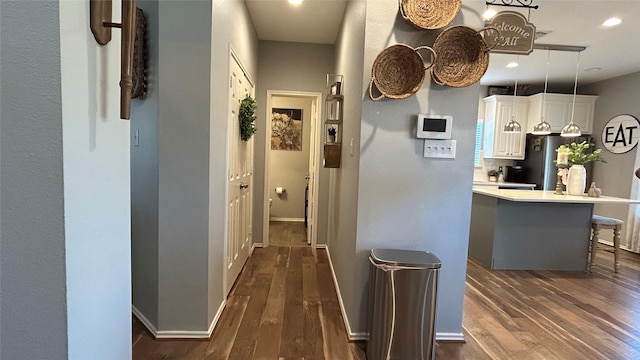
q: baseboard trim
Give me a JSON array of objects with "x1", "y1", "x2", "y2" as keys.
[
  {"x1": 132, "y1": 305, "x2": 158, "y2": 335},
  {"x1": 132, "y1": 300, "x2": 226, "y2": 339},
  {"x1": 322, "y1": 245, "x2": 364, "y2": 341},
  {"x1": 251, "y1": 243, "x2": 264, "y2": 254},
  {"x1": 269, "y1": 217, "x2": 304, "y2": 222},
  {"x1": 436, "y1": 332, "x2": 465, "y2": 342}
]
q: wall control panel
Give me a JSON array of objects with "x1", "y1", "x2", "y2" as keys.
[
  {"x1": 417, "y1": 114, "x2": 453, "y2": 139},
  {"x1": 423, "y1": 139, "x2": 456, "y2": 159}
]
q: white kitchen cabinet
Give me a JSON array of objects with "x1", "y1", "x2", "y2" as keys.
[
  {"x1": 483, "y1": 95, "x2": 529, "y2": 159},
  {"x1": 527, "y1": 93, "x2": 598, "y2": 134}
]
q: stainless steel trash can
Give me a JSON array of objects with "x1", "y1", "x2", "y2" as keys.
[{"x1": 367, "y1": 249, "x2": 441, "y2": 360}]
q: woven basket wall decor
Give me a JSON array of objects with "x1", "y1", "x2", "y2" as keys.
[
  {"x1": 431, "y1": 26, "x2": 497, "y2": 88},
  {"x1": 399, "y1": 0, "x2": 461, "y2": 30},
  {"x1": 369, "y1": 44, "x2": 436, "y2": 101}
]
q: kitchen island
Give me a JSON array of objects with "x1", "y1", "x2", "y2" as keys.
[{"x1": 469, "y1": 188, "x2": 639, "y2": 270}]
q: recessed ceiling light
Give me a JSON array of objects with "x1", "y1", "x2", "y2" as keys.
[
  {"x1": 602, "y1": 17, "x2": 622, "y2": 27},
  {"x1": 483, "y1": 9, "x2": 497, "y2": 20},
  {"x1": 289, "y1": 0, "x2": 303, "y2": 5},
  {"x1": 584, "y1": 67, "x2": 602, "y2": 72},
  {"x1": 506, "y1": 62, "x2": 519, "y2": 69}
]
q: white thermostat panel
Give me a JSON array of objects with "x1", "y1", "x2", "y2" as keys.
[{"x1": 417, "y1": 114, "x2": 452, "y2": 139}]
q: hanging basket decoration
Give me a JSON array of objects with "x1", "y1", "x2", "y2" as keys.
[
  {"x1": 431, "y1": 26, "x2": 497, "y2": 88},
  {"x1": 369, "y1": 44, "x2": 436, "y2": 101},
  {"x1": 399, "y1": 0, "x2": 462, "y2": 30},
  {"x1": 239, "y1": 94, "x2": 257, "y2": 141}
]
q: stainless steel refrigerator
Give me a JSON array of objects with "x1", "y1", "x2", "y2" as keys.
[{"x1": 517, "y1": 134, "x2": 593, "y2": 190}]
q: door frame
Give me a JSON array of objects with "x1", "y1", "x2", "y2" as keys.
[{"x1": 263, "y1": 90, "x2": 323, "y2": 248}]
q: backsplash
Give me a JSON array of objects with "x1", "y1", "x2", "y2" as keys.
[{"x1": 474, "y1": 157, "x2": 514, "y2": 181}]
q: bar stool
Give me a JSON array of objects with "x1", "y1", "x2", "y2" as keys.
[{"x1": 589, "y1": 215, "x2": 624, "y2": 273}]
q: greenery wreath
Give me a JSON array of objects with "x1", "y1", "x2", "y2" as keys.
[{"x1": 239, "y1": 94, "x2": 257, "y2": 141}]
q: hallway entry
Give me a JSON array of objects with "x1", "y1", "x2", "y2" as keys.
[{"x1": 263, "y1": 92, "x2": 322, "y2": 248}]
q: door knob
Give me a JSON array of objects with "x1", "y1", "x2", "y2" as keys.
[
  {"x1": 240, "y1": 183, "x2": 249, "y2": 189},
  {"x1": 305, "y1": 175, "x2": 311, "y2": 180}
]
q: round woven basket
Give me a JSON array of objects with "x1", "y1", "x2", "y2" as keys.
[
  {"x1": 431, "y1": 26, "x2": 494, "y2": 88},
  {"x1": 399, "y1": 0, "x2": 461, "y2": 30},
  {"x1": 369, "y1": 44, "x2": 436, "y2": 101}
]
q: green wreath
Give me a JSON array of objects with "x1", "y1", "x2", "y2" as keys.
[{"x1": 239, "y1": 94, "x2": 257, "y2": 141}]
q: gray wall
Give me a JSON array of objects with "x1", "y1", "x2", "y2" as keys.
[
  {"x1": 255, "y1": 41, "x2": 335, "y2": 245},
  {"x1": 131, "y1": 0, "x2": 160, "y2": 328},
  {"x1": 2, "y1": 0, "x2": 132, "y2": 358},
  {"x1": 0, "y1": 1, "x2": 68, "y2": 358},
  {"x1": 330, "y1": 0, "x2": 481, "y2": 338},
  {"x1": 131, "y1": 0, "x2": 259, "y2": 333},
  {"x1": 582, "y1": 71, "x2": 640, "y2": 248},
  {"x1": 269, "y1": 96, "x2": 313, "y2": 219},
  {"x1": 327, "y1": 0, "x2": 366, "y2": 337}
]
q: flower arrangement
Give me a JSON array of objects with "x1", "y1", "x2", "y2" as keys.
[
  {"x1": 239, "y1": 94, "x2": 257, "y2": 141},
  {"x1": 557, "y1": 141, "x2": 606, "y2": 166},
  {"x1": 327, "y1": 127, "x2": 337, "y2": 136},
  {"x1": 487, "y1": 169, "x2": 499, "y2": 177}
]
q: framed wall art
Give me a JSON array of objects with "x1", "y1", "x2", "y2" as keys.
[{"x1": 271, "y1": 108, "x2": 303, "y2": 151}]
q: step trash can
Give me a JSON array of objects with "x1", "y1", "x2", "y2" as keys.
[{"x1": 367, "y1": 248, "x2": 442, "y2": 360}]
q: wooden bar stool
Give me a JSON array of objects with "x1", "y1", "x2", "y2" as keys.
[{"x1": 589, "y1": 215, "x2": 624, "y2": 273}]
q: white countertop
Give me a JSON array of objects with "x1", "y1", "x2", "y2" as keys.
[
  {"x1": 473, "y1": 188, "x2": 640, "y2": 204},
  {"x1": 473, "y1": 181, "x2": 536, "y2": 188}
]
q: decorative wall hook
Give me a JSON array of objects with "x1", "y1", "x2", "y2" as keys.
[{"x1": 90, "y1": 0, "x2": 136, "y2": 120}]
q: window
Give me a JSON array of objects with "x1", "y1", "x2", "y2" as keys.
[{"x1": 474, "y1": 119, "x2": 484, "y2": 167}]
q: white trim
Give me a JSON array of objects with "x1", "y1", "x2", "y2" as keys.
[
  {"x1": 269, "y1": 217, "x2": 305, "y2": 222},
  {"x1": 251, "y1": 242, "x2": 264, "y2": 254},
  {"x1": 322, "y1": 245, "x2": 366, "y2": 341},
  {"x1": 132, "y1": 305, "x2": 158, "y2": 335},
  {"x1": 435, "y1": 332, "x2": 465, "y2": 342},
  {"x1": 132, "y1": 300, "x2": 227, "y2": 339}
]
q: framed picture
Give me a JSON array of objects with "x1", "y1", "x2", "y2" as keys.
[{"x1": 271, "y1": 108, "x2": 303, "y2": 151}]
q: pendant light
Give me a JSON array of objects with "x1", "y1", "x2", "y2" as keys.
[
  {"x1": 561, "y1": 51, "x2": 582, "y2": 137},
  {"x1": 532, "y1": 49, "x2": 552, "y2": 135},
  {"x1": 503, "y1": 56, "x2": 522, "y2": 133}
]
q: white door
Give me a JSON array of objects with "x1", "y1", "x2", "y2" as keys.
[
  {"x1": 306, "y1": 99, "x2": 319, "y2": 245},
  {"x1": 226, "y1": 54, "x2": 254, "y2": 296}
]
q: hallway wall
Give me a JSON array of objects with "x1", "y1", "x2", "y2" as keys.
[
  {"x1": 255, "y1": 41, "x2": 335, "y2": 245},
  {"x1": 329, "y1": 0, "x2": 481, "y2": 338},
  {"x1": 1, "y1": 0, "x2": 132, "y2": 358}
]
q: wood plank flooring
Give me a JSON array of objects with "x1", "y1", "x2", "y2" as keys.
[{"x1": 133, "y1": 233, "x2": 640, "y2": 360}]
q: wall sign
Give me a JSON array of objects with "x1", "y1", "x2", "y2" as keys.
[
  {"x1": 601, "y1": 114, "x2": 640, "y2": 154},
  {"x1": 484, "y1": 11, "x2": 535, "y2": 55}
]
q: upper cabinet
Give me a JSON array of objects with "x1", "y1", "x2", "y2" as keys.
[
  {"x1": 483, "y1": 95, "x2": 529, "y2": 160},
  {"x1": 527, "y1": 93, "x2": 598, "y2": 134}
]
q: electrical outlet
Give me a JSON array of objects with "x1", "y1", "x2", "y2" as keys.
[{"x1": 423, "y1": 139, "x2": 456, "y2": 159}]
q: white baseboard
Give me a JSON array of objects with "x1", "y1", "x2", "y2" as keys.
[
  {"x1": 132, "y1": 300, "x2": 226, "y2": 339},
  {"x1": 436, "y1": 332, "x2": 465, "y2": 342},
  {"x1": 132, "y1": 305, "x2": 158, "y2": 335},
  {"x1": 251, "y1": 243, "x2": 264, "y2": 254},
  {"x1": 269, "y1": 217, "x2": 304, "y2": 222},
  {"x1": 322, "y1": 245, "x2": 366, "y2": 341}
]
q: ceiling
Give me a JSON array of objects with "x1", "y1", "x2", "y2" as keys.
[{"x1": 245, "y1": 0, "x2": 640, "y2": 87}]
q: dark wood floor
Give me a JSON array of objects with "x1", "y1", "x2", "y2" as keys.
[{"x1": 133, "y1": 231, "x2": 640, "y2": 359}]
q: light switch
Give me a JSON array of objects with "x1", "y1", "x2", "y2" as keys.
[{"x1": 423, "y1": 139, "x2": 456, "y2": 159}]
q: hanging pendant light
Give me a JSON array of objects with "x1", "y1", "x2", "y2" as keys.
[
  {"x1": 532, "y1": 49, "x2": 552, "y2": 135},
  {"x1": 561, "y1": 51, "x2": 582, "y2": 137},
  {"x1": 504, "y1": 55, "x2": 522, "y2": 133}
]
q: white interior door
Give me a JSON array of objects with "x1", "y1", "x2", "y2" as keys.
[
  {"x1": 225, "y1": 54, "x2": 254, "y2": 296},
  {"x1": 306, "y1": 99, "x2": 319, "y2": 245}
]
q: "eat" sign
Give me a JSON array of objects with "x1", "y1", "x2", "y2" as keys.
[{"x1": 601, "y1": 114, "x2": 640, "y2": 154}]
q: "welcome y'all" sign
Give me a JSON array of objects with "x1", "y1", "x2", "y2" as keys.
[{"x1": 484, "y1": 11, "x2": 535, "y2": 55}]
